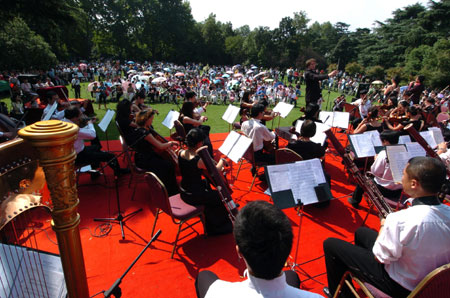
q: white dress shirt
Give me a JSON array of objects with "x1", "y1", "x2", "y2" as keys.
[
  {"x1": 370, "y1": 150, "x2": 403, "y2": 190},
  {"x1": 241, "y1": 119, "x2": 275, "y2": 151},
  {"x1": 63, "y1": 118, "x2": 96, "y2": 153},
  {"x1": 372, "y1": 202, "x2": 450, "y2": 291},
  {"x1": 205, "y1": 270, "x2": 323, "y2": 298}
]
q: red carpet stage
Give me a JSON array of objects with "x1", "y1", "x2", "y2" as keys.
[{"x1": 29, "y1": 132, "x2": 381, "y2": 297}]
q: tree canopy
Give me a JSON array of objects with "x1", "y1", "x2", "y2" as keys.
[{"x1": 1, "y1": 0, "x2": 449, "y2": 87}]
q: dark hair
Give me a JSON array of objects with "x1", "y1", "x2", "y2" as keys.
[
  {"x1": 392, "y1": 76, "x2": 400, "y2": 85},
  {"x1": 300, "y1": 120, "x2": 316, "y2": 138},
  {"x1": 64, "y1": 106, "x2": 81, "y2": 120},
  {"x1": 47, "y1": 91, "x2": 57, "y2": 99},
  {"x1": 399, "y1": 100, "x2": 409, "y2": 108},
  {"x1": 367, "y1": 106, "x2": 379, "y2": 119},
  {"x1": 116, "y1": 99, "x2": 132, "y2": 120},
  {"x1": 417, "y1": 75, "x2": 425, "y2": 83},
  {"x1": 407, "y1": 105, "x2": 418, "y2": 116},
  {"x1": 304, "y1": 103, "x2": 320, "y2": 120},
  {"x1": 180, "y1": 101, "x2": 194, "y2": 119},
  {"x1": 185, "y1": 91, "x2": 196, "y2": 101},
  {"x1": 406, "y1": 157, "x2": 446, "y2": 194},
  {"x1": 185, "y1": 128, "x2": 205, "y2": 148},
  {"x1": 380, "y1": 130, "x2": 399, "y2": 145},
  {"x1": 234, "y1": 201, "x2": 293, "y2": 279},
  {"x1": 388, "y1": 95, "x2": 398, "y2": 107},
  {"x1": 250, "y1": 103, "x2": 265, "y2": 118}
]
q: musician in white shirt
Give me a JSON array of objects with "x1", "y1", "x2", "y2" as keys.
[
  {"x1": 41, "y1": 91, "x2": 67, "y2": 120},
  {"x1": 323, "y1": 157, "x2": 450, "y2": 298},
  {"x1": 241, "y1": 103, "x2": 276, "y2": 165}
]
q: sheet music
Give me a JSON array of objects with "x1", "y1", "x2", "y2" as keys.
[
  {"x1": 363, "y1": 130, "x2": 382, "y2": 147},
  {"x1": 398, "y1": 135, "x2": 411, "y2": 144},
  {"x1": 289, "y1": 159, "x2": 326, "y2": 205},
  {"x1": 272, "y1": 102, "x2": 294, "y2": 118},
  {"x1": 42, "y1": 102, "x2": 58, "y2": 121},
  {"x1": 98, "y1": 109, "x2": 115, "y2": 132},
  {"x1": 319, "y1": 111, "x2": 349, "y2": 129},
  {"x1": 266, "y1": 164, "x2": 291, "y2": 192},
  {"x1": 386, "y1": 145, "x2": 410, "y2": 183},
  {"x1": 295, "y1": 120, "x2": 329, "y2": 145},
  {"x1": 420, "y1": 131, "x2": 438, "y2": 149},
  {"x1": 349, "y1": 134, "x2": 376, "y2": 157},
  {"x1": 405, "y1": 142, "x2": 427, "y2": 157},
  {"x1": 0, "y1": 244, "x2": 25, "y2": 298},
  {"x1": 218, "y1": 131, "x2": 253, "y2": 163},
  {"x1": 428, "y1": 127, "x2": 444, "y2": 145},
  {"x1": 162, "y1": 110, "x2": 180, "y2": 129},
  {"x1": 221, "y1": 104, "x2": 240, "y2": 124}
]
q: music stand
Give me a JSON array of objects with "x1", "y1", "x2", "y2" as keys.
[
  {"x1": 98, "y1": 109, "x2": 116, "y2": 152},
  {"x1": 265, "y1": 160, "x2": 332, "y2": 284},
  {"x1": 218, "y1": 131, "x2": 252, "y2": 185}
]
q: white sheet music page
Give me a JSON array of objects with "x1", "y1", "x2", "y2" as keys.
[
  {"x1": 273, "y1": 102, "x2": 294, "y2": 118},
  {"x1": 294, "y1": 120, "x2": 329, "y2": 145},
  {"x1": 43, "y1": 102, "x2": 58, "y2": 121},
  {"x1": 289, "y1": 159, "x2": 326, "y2": 205},
  {"x1": 162, "y1": 110, "x2": 180, "y2": 129},
  {"x1": 405, "y1": 142, "x2": 427, "y2": 157},
  {"x1": 98, "y1": 109, "x2": 115, "y2": 132},
  {"x1": 386, "y1": 145, "x2": 411, "y2": 183},
  {"x1": 349, "y1": 134, "x2": 376, "y2": 157},
  {"x1": 332, "y1": 112, "x2": 350, "y2": 129},
  {"x1": 267, "y1": 164, "x2": 291, "y2": 192},
  {"x1": 428, "y1": 127, "x2": 444, "y2": 145},
  {"x1": 398, "y1": 135, "x2": 411, "y2": 144},
  {"x1": 221, "y1": 104, "x2": 240, "y2": 124},
  {"x1": 218, "y1": 131, "x2": 252, "y2": 163},
  {"x1": 364, "y1": 130, "x2": 382, "y2": 147},
  {"x1": 319, "y1": 111, "x2": 334, "y2": 127},
  {"x1": 420, "y1": 131, "x2": 438, "y2": 149}
]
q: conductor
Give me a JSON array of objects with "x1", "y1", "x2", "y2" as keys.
[{"x1": 304, "y1": 59, "x2": 338, "y2": 105}]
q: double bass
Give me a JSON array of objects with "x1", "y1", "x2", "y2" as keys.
[{"x1": 148, "y1": 126, "x2": 179, "y2": 172}]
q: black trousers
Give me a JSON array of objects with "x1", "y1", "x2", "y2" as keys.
[
  {"x1": 351, "y1": 182, "x2": 402, "y2": 205},
  {"x1": 323, "y1": 227, "x2": 410, "y2": 298},
  {"x1": 254, "y1": 149, "x2": 275, "y2": 165},
  {"x1": 76, "y1": 145, "x2": 119, "y2": 173},
  {"x1": 195, "y1": 270, "x2": 301, "y2": 298}
]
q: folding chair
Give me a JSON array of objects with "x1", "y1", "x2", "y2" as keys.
[
  {"x1": 145, "y1": 172, "x2": 205, "y2": 258},
  {"x1": 275, "y1": 148, "x2": 303, "y2": 164}
]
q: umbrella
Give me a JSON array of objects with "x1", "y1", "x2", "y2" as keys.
[
  {"x1": 371, "y1": 80, "x2": 384, "y2": 85},
  {"x1": 274, "y1": 81, "x2": 284, "y2": 88},
  {"x1": 264, "y1": 78, "x2": 274, "y2": 83},
  {"x1": 122, "y1": 81, "x2": 136, "y2": 91},
  {"x1": 175, "y1": 72, "x2": 185, "y2": 77},
  {"x1": 138, "y1": 75, "x2": 150, "y2": 82},
  {"x1": 155, "y1": 72, "x2": 164, "y2": 77},
  {"x1": 163, "y1": 67, "x2": 171, "y2": 72},
  {"x1": 127, "y1": 61, "x2": 135, "y2": 64},
  {"x1": 143, "y1": 71, "x2": 152, "y2": 75},
  {"x1": 201, "y1": 78, "x2": 210, "y2": 84},
  {"x1": 231, "y1": 80, "x2": 240, "y2": 86},
  {"x1": 226, "y1": 70, "x2": 234, "y2": 75},
  {"x1": 79, "y1": 63, "x2": 87, "y2": 70},
  {"x1": 152, "y1": 77, "x2": 167, "y2": 84},
  {"x1": 87, "y1": 81, "x2": 100, "y2": 92},
  {"x1": 127, "y1": 70, "x2": 137, "y2": 74},
  {"x1": 233, "y1": 73, "x2": 243, "y2": 78},
  {"x1": 246, "y1": 70, "x2": 254, "y2": 75},
  {"x1": 222, "y1": 74, "x2": 230, "y2": 78},
  {"x1": 251, "y1": 66, "x2": 258, "y2": 70},
  {"x1": 254, "y1": 71, "x2": 267, "y2": 78},
  {"x1": 213, "y1": 79, "x2": 221, "y2": 84}
]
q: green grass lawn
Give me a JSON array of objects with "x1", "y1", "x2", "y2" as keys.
[{"x1": 1, "y1": 82, "x2": 354, "y2": 140}]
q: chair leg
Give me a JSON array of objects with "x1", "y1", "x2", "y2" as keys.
[
  {"x1": 249, "y1": 171, "x2": 258, "y2": 191},
  {"x1": 131, "y1": 181, "x2": 138, "y2": 201},
  {"x1": 171, "y1": 221, "x2": 183, "y2": 259},
  {"x1": 151, "y1": 208, "x2": 160, "y2": 237}
]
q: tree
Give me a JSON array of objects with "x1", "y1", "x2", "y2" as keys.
[
  {"x1": 0, "y1": 18, "x2": 57, "y2": 70},
  {"x1": 345, "y1": 62, "x2": 364, "y2": 76},
  {"x1": 366, "y1": 65, "x2": 385, "y2": 80}
]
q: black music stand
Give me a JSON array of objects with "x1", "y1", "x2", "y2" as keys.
[{"x1": 265, "y1": 162, "x2": 332, "y2": 284}]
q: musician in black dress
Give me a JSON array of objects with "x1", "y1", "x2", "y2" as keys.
[
  {"x1": 134, "y1": 109, "x2": 179, "y2": 196},
  {"x1": 287, "y1": 120, "x2": 326, "y2": 161},
  {"x1": 179, "y1": 101, "x2": 213, "y2": 156},
  {"x1": 178, "y1": 128, "x2": 233, "y2": 236},
  {"x1": 384, "y1": 105, "x2": 424, "y2": 133}
]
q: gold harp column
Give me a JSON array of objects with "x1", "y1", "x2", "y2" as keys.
[{"x1": 19, "y1": 120, "x2": 89, "y2": 298}]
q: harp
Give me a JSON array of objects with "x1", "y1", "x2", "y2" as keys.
[{"x1": 0, "y1": 120, "x2": 89, "y2": 297}]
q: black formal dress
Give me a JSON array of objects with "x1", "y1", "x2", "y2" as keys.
[{"x1": 178, "y1": 153, "x2": 232, "y2": 236}]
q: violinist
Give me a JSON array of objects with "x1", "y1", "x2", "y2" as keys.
[
  {"x1": 41, "y1": 91, "x2": 69, "y2": 120},
  {"x1": 134, "y1": 109, "x2": 179, "y2": 196},
  {"x1": 178, "y1": 128, "x2": 233, "y2": 236},
  {"x1": 185, "y1": 91, "x2": 208, "y2": 116},
  {"x1": 179, "y1": 101, "x2": 213, "y2": 156},
  {"x1": 353, "y1": 106, "x2": 383, "y2": 134},
  {"x1": 115, "y1": 99, "x2": 138, "y2": 145},
  {"x1": 388, "y1": 100, "x2": 408, "y2": 119},
  {"x1": 241, "y1": 103, "x2": 276, "y2": 166},
  {"x1": 384, "y1": 105, "x2": 424, "y2": 132},
  {"x1": 239, "y1": 89, "x2": 255, "y2": 123},
  {"x1": 332, "y1": 95, "x2": 346, "y2": 112},
  {"x1": 378, "y1": 96, "x2": 397, "y2": 117},
  {"x1": 130, "y1": 93, "x2": 149, "y2": 115}
]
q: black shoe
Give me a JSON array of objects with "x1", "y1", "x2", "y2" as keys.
[
  {"x1": 323, "y1": 287, "x2": 332, "y2": 298},
  {"x1": 250, "y1": 167, "x2": 257, "y2": 176},
  {"x1": 89, "y1": 170, "x2": 101, "y2": 181},
  {"x1": 348, "y1": 197, "x2": 360, "y2": 209}
]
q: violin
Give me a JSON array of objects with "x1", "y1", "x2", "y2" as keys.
[{"x1": 148, "y1": 126, "x2": 180, "y2": 173}]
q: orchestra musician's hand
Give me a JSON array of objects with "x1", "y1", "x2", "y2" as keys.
[
  {"x1": 200, "y1": 116, "x2": 208, "y2": 122},
  {"x1": 437, "y1": 142, "x2": 447, "y2": 154},
  {"x1": 328, "y1": 70, "x2": 338, "y2": 77}
]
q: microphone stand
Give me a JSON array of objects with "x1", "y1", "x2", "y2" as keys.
[
  {"x1": 103, "y1": 230, "x2": 162, "y2": 297},
  {"x1": 92, "y1": 132, "x2": 149, "y2": 240}
]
